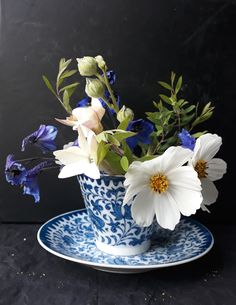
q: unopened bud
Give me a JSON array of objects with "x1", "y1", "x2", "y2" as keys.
[
  {"x1": 77, "y1": 56, "x2": 97, "y2": 76},
  {"x1": 85, "y1": 78, "x2": 105, "y2": 98},
  {"x1": 95, "y1": 55, "x2": 107, "y2": 70},
  {"x1": 117, "y1": 106, "x2": 134, "y2": 123}
]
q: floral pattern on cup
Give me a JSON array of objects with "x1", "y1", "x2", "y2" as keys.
[{"x1": 78, "y1": 174, "x2": 154, "y2": 255}]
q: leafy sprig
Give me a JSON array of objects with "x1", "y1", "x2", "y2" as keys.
[
  {"x1": 42, "y1": 58, "x2": 79, "y2": 114},
  {"x1": 146, "y1": 72, "x2": 214, "y2": 155}
]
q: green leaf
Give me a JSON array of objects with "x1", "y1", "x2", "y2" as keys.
[
  {"x1": 62, "y1": 90, "x2": 72, "y2": 113},
  {"x1": 60, "y1": 69, "x2": 78, "y2": 79},
  {"x1": 120, "y1": 156, "x2": 129, "y2": 172},
  {"x1": 122, "y1": 141, "x2": 133, "y2": 163},
  {"x1": 112, "y1": 131, "x2": 135, "y2": 142},
  {"x1": 175, "y1": 76, "x2": 182, "y2": 94},
  {"x1": 105, "y1": 151, "x2": 124, "y2": 174},
  {"x1": 42, "y1": 75, "x2": 56, "y2": 96},
  {"x1": 96, "y1": 141, "x2": 111, "y2": 165},
  {"x1": 96, "y1": 132, "x2": 109, "y2": 143},
  {"x1": 182, "y1": 105, "x2": 196, "y2": 114},
  {"x1": 59, "y1": 82, "x2": 79, "y2": 95},
  {"x1": 158, "y1": 81, "x2": 172, "y2": 91},
  {"x1": 192, "y1": 131, "x2": 207, "y2": 138},
  {"x1": 117, "y1": 116, "x2": 131, "y2": 130},
  {"x1": 58, "y1": 59, "x2": 72, "y2": 79},
  {"x1": 159, "y1": 94, "x2": 173, "y2": 105},
  {"x1": 171, "y1": 71, "x2": 176, "y2": 86}
]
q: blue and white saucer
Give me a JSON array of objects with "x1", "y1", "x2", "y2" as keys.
[{"x1": 37, "y1": 209, "x2": 214, "y2": 273}]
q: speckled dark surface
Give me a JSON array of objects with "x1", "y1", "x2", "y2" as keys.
[{"x1": 0, "y1": 224, "x2": 235, "y2": 305}]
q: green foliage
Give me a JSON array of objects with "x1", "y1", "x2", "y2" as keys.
[
  {"x1": 42, "y1": 58, "x2": 79, "y2": 114},
  {"x1": 96, "y1": 130, "x2": 135, "y2": 146},
  {"x1": 146, "y1": 72, "x2": 214, "y2": 155}
]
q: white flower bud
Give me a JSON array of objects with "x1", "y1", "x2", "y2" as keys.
[
  {"x1": 95, "y1": 55, "x2": 107, "y2": 70},
  {"x1": 76, "y1": 56, "x2": 97, "y2": 76},
  {"x1": 85, "y1": 78, "x2": 105, "y2": 98},
  {"x1": 117, "y1": 106, "x2": 134, "y2": 123}
]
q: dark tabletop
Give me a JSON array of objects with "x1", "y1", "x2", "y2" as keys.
[{"x1": 0, "y1": 223, "x2": 235, "y2": 305}]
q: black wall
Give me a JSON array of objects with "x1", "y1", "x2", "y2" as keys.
[{"x1": 0, "y1": 0, "x2": 235, "y2": 224}]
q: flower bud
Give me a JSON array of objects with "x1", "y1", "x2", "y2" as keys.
[
  {"x1": 117, "y1": 106, "x2": 134, "y2": 123},
  {"x1": 85, "y1": 78, "x2": 105, "y2": 98},
  {"x1": 95, "y1": 55, "x2": 107, "y2": 70},
  {"x1": 76, "y1": 56, "x2": 97, "y2": 76}
]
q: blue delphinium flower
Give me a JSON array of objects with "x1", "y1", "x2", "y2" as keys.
[
  {"x1": 126, "y1": 119, "x2": 154, "y2": 150},
  {"x1": 178, "y1": 128, "x2": 196, "y2": 151},
  {"x1": 23, "y1": 160, "x2": 53, "y2": 203},
  {"x1": 5, "y1": 154, "x2": 27, "y2": 186},
  {"x1": 5, "y1": 155, "x2": 54, "y2": 203},
  {"x1": 76, "y1": 96, "x2": 90, "y2": 108},
  {"x1": 77, "y1": 93, "x2": 121, "y2": 116},
  {"x1": 106, "y1": 70, "x2": 116, "y2": 85},
  {"x1": 21, "y1": 125, "x2": 58, "y2": 153}
]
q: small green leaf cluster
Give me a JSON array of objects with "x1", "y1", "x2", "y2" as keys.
[
  {"x1": 42, "y1": 58, "x2": 79, "y2": 114},
  {"x1": 146, "y1": 72, "x2": 214, "y2": 155}
]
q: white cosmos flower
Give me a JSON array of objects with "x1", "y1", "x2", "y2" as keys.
[
  {"x1": 53, "y1": 126, "x2": 100, "y2": 179},
  {"x1": 190, "y1": 133, "x2": 227, "y2": 212},
  {"x1": 124, "y1": 146, "x2": 202, "y2": 230}
]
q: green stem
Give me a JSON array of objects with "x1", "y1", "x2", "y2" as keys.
[
  {"x1": 16, "y1": 157, "x2": 54, "y2": 163},
  {"x1": 96, "y1": 72, "x2": 119, "y2": 113}
]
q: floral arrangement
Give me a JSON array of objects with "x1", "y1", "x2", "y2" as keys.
[{"x1": 5, "y1": 55, "x2": 227, "y2": 230}]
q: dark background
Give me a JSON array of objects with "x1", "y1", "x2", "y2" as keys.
[{"x1": 0, "y1": 0, "x2": 235, "y2": 224}]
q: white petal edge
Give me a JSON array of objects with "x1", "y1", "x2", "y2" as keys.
[
  {"x1": 201, "y1": 178, "x2": 219, "y2": 206},
  {"x1": 192, "y1": 133, "x2": 222, "y2": 164},
  {"x1": 169, "y1": 186, "x2": 202, "y2": 216},
  {"x1": 206, "y1": 158, "x2": 227, "y2": 181},
  {"x1": 154, "y1": 192, "x2": 181, "y2": 230},
  {"x1": 131, "y1": 190, "x2": 155, "y2": 227},
  {"x1": 167, "y1": 166, "x2": 202, "y2": 191},
  {"x1": 58, "y1": 162, "x2": 86, "y2": 178}
]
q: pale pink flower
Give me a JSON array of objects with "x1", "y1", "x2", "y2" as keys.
[{"x1": 56, "y1": 98, "x2": 105, "y2": 134}]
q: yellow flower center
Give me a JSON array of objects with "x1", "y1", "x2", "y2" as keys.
[
  {"x1": 150, "y1": 174, "x2": 169, "y2": 193},
  {"x1": 195, "y1": 160, "x2": 208, "y2": 178}
]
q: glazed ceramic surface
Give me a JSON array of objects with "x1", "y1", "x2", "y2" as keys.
[
  {"x1": 37, "y1": 209, "x2": 214, "y2": 273},
  {"x1": 77, "y1": 174, "x2": 153, "y2": 255}
]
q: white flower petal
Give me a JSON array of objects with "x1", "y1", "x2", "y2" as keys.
[
  {"x1": 124, "y1": 161, "x2": 150, "y2": 187},
  {"x1": 83, "y1": 162, "x2": 100, "y2": 179},
  {"x1": 154, "y1": 192, "x2": 180, "y2": 230},
  {"x1": 53, "y1": 147, "x2": 88, "y2": 165},
  {"x1": 169, "y1": 186, "x2": 202, "y2": 216},
  {"x1": 58, "y1": 162, "x2": 85, "y2": 178},
  {"x1": 91, "y1": 98, "x2": 105, "y2": 120},
  {"x1": 206, "y1": 158, "x2": 227, "y2": 181},
  {"x1": 192, "y1": 133, "x2": 222, "y2": 163},
  {"x1": 160, "y1": 146, "x2": 193, "y2": 173},
  {"x1": 124, "y1": 179, "x2": 149, "y2": 204},
  {"x1": 131, "y1": 190, "x2": 155, "y2": 227},
  {"x1": 167, "y1": 166, "x2": 202, "y2": 191},
  {"x1": 201, "y1": 178, "x2": 219, "y2": 207}
]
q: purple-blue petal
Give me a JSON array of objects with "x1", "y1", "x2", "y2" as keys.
[
  {"x1": 76, "y1": 96, "x2": 90, "y2": 108},
  {"x1": 22, "y1": 160, "x2": 54, "y2": 203},
  {"x1": 21, "y1": 125, "x2": 58, "y2": 153},
  {"x1": 5, "y1": 154, "x2": 27, "y2": 186},
  {"x1": 106, "y1": 70, "x2": 116, "y2": 85},
  {"x1": 178, "y1": 128, "x2": 196, "y2": 151},
  {"x1": 23, "y1": 176, "x2": 40, "y2": 203},
  {"x1": 126, "y1": 119, "x2": 154, "y2": 150}
]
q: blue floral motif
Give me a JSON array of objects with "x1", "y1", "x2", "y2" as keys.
[
  {"x1": 78, "y1": 174, "x2": 153, "y2": 248},
  {"x1": 38, "y1": 209, "x2": 214, "y2": 269}
]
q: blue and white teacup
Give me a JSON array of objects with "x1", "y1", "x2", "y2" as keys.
[{"x1": 78, "y1": 174, "x2": 154, "y2": 256}]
